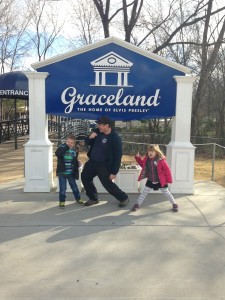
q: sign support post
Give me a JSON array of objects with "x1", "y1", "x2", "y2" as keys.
[
  {"x1": 167, "y1": 75, "x2": 197, "y2": 194},
  {"x1": 24, "y1": 72, "x2": 54, "y2": 192}
]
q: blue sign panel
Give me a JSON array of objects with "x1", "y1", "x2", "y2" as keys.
[{"x1": 36, "y1": 42, "x2": 186, "y2": 120}]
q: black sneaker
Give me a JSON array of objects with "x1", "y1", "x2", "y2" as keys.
[
  {"x1": 119, "y1": 198, "x2": 129, "y2": 208},
  {"x1": 84, "y1": 199, "x2": 99, "y2": 206}
]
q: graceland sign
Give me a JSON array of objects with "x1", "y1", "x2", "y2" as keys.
[
  {"x1": 24, "y1": 37, "x2": 196, "y2": 194},
  {"x1": 32, "y1": 39, "x2": 190, "y2": 120}
]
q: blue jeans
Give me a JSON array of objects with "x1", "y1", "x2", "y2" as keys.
[{"x1": 58, "y1": 176, "x2": 80, "y2": 202}]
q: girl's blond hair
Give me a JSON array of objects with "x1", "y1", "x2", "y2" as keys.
[{"x1": 146, "y1": 144, "x2": 165, "y2": 159}]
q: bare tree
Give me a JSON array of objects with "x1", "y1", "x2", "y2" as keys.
[
  {"x1": 122, "y1": 0, "x2": 144, "y2": 42},
  {"x1": 140, "y1": 0, "x2": 225, "y2": 138},
  {"x1": 67, "y1": 0, "x2": 101, "y2": 47},
  {"x1": 0, "y1": 0, "x2": 30, "y2": 72},
  {"x1": 92, "y1": 0, "x2": 131, "y2": 38},
  {"x1": 191, "y1": 1, "x2": 225, "y2": 136},
  {"x1": 93, "y1": 0, "x2": 116, "y2": 37},
  {"x1": 205, "y1": 49, "x2": 225, "y2": 140},
  {"x1": 138, "y1": 0, "x2": 225, "y2": 137},
  {"x1": 25, "y1": 0, "x2": 65, "y2": 61},
  {"x1": 92, "y1": 0, "x2": 145, "y2": 41}
]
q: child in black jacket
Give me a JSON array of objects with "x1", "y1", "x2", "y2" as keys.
[{"x1": 55, "y1": 134, "x2": 84, "y2": 208}]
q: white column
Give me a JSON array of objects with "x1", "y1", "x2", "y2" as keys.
[
  {"x1": 117, "y1": 72, "x2": 122, "y2": 86},
  {"x1": 101, "y1": 71, "x2": 106, "y2": 85},
  {"x1": 95, "y1": 71, "x2": 100, "y2": 85},
  {"x1": 23, "y1": 72, "x2": 54, "y2": 192},
  {"x1": 123, "y1": 72, "x2": 128, "y2": 86},
  {"x1": 167, "y1": 75, "x2": 197, "y2": 194}
]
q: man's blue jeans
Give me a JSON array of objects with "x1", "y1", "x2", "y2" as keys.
[{"x1": 58, "y1": 176, "x2": 80, "y2": 202}]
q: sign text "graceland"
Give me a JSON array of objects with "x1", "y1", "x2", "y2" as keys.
[{"x1": 61, "y1": 87, "x2": 160, "y2": 114}]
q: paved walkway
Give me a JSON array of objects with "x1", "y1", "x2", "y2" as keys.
[{"x1": 0, "y1": 177, "x2": 225, "y2": 299}]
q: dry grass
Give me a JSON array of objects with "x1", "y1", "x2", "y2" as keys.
[
  {"x1": 0, "y1": 142, "x2": 224, "y2": 188},
  {"x1": 194, "y1": 158, "x2": 225, "y2": 187}
]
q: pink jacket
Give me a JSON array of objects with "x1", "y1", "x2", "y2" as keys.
[{"x1": 135, "y1": 155, "x2": 173, "y2": 187}]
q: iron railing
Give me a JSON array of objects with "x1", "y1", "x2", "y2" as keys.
[{"x1": 0, "y1": 119, "x2": 29, "y2": 144}]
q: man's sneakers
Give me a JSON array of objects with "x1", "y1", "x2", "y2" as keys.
[
  {"x1": 84, "y1": 199, "x2": 99, "y2": 206},
  {"x1": 172, "y1": 203, "x2": 179, "y2": 212},
  {"x1": 119, "y1": 198, "x2": 129, "y2": 208},
  {"x1": 76, "y1": 199, "x2": 85, "y2": 205},
  {"x1": 131, "y1": 203, "x2": 140, "y2": 211},
  {"x1": 59, "y1": 201, "x2": 65, "y2": 208},
  {"x1": 83, "y1": 198, "x2": 130, "y2": 208}
]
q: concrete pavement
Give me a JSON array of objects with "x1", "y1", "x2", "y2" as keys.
[{"x1": 0, "y1": 179, "x2": 225, "y2": 299}]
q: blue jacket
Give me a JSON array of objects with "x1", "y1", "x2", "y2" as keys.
[{"x1": 85, "y1": 128, "x2": 122, "y2": 175}]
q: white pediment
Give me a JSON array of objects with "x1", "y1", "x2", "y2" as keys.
[{"x1": 91, "y1": 52, "x2": 133, "y2": 68}]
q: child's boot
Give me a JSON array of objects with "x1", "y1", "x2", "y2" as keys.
[
  {"x1": 131, "y1": 203, "x2": 140, "y2": 212},
  {"x1": 172, "y1": 203, "x2": 178, "y2": 212}
]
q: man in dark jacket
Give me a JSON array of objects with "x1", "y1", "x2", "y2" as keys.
[
  {"x1": 81, "y1": 116, "x2": 129, "y2": 207},
  {"x1": 55, "y1": 134, "x2": 84, "y2": 208}
]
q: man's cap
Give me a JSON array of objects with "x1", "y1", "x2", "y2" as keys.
[{"x1": 96, "y1": 116, "x2": 112, "y2": 125}]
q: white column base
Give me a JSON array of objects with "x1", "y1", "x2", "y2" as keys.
[
  {"x1": 24, "y1": 140, "x2": 54, "y2": 192},
  {"x1": 114, "y1": 167, "x2": 141, "y2": 193},
  {"x1": 166, "y1": 141, "x2": 196, "y2": 194}
]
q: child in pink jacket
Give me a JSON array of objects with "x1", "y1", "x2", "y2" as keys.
[{"x1": 132, "y1": 144, "x2": 178, "y2": 212}]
